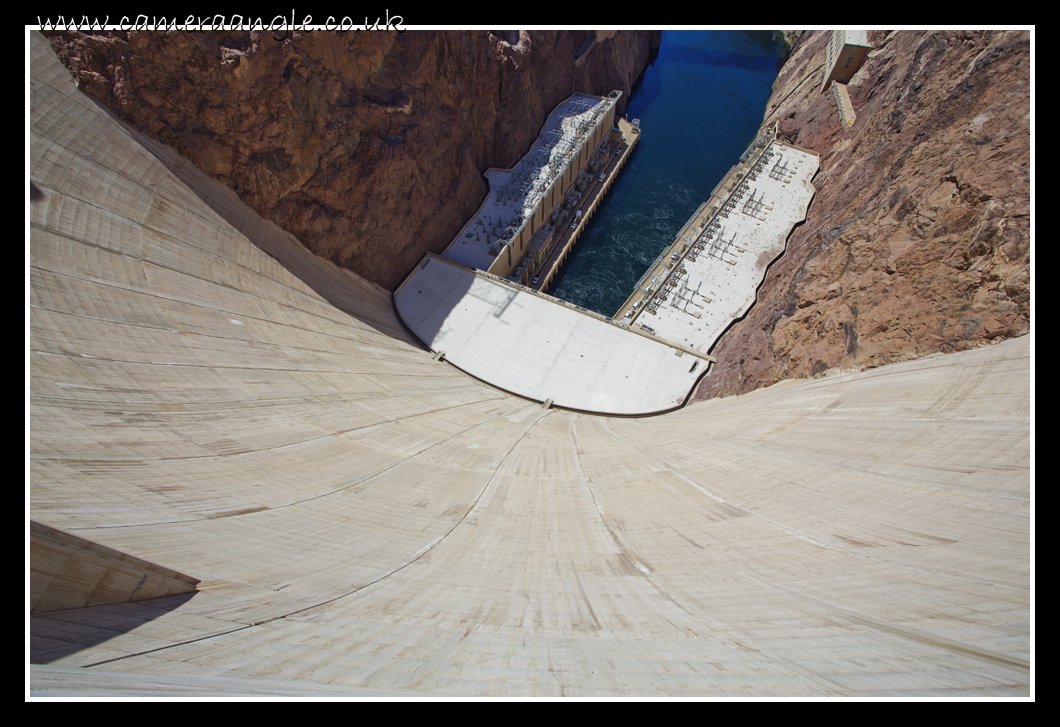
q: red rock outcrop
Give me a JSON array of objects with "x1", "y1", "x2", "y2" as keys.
[
  {"x1": 44, "y1": 29, "x2": 659, "y2": 290},
  {"x1": 695, "y1": 30, "x2": 1030, "y2": 399}
]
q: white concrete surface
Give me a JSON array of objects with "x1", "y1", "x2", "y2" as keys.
[
  {"x1": 29, "y1": 32, "x2": 1031, "y2": 698},
  {"x1": 634, "y1": 142, "x2": 818, "y2": 353},
  {"x1": 395, "y1": 256, "x2": 702, "y2": 414}
]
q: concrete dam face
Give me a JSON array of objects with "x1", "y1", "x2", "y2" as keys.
[{"x1": 29, "y1": 33, "x2": 1031, "y2": 697}]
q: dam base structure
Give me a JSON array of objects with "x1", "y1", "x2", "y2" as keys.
[{"x1": 29, "y1": 32, "x2": 1030, "y2": 697}]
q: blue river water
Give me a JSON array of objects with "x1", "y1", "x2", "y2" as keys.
[{"x1": 547, "y1": 30, "x2": 788, "y2": 317}]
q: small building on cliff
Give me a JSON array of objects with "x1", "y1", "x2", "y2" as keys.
[{"x1": 821, "y1": 29, "x2": 872, "y2": 92}]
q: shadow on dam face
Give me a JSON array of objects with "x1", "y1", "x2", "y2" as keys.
[
  {"x1": 28, "y1": 31, "x2": 1030, "y2": 697},
  {"x1": 79, "y1": 88, "x2": 429, "y2": 350}
]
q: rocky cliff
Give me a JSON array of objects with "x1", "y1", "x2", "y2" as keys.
[
  {"x1": 44, "y1": 29, "x2": 660, "y2": 290},
  {"x1": 695, "y1": 29, "x2": 1030, "y2": 399}
]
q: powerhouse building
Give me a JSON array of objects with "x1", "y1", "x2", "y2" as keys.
[{"x1": 442, "y1": 91, "x2": 620, "y2": 283}]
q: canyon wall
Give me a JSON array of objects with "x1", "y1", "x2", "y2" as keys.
[
  {"x1": 695, "y1": 29, "x2": 1030, "y2": 399},
  {"x1": 44, "y1": 29, "x2": 660, "y2": 290},
  {"x1": 43, "y1": 29, "x2": 1029, "y2": 399}
]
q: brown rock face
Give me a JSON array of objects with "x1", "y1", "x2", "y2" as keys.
[
  {"x1": 695, "y1": 30, "x2": 1030, "y2": 400},
  {"x1": 44, "y1": 29, "x2": 659, "y2": 290}
]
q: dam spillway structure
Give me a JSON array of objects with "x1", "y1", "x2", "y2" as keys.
[{"x1": 29, "y1": 31, "x2": 1031, "y2": 698}]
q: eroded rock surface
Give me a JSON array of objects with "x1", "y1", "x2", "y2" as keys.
[
  {"x1": 45, "y1": 29, "x2": 659, "y2": 290},
  {"x1": 695, "y1": 30, "x2": 1029, "y2": 399}
]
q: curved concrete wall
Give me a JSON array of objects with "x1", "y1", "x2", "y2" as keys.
[
  {"x1": 30, "y1": 521, "x2": 199, "y2": 614},
  {"x1": 29, "y1": 32, "x2": 1030, "y2": 696}
]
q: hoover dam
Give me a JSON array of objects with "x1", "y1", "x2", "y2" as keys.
[{"x1": 29, "y1": 30, "x2": 1031, "y2": 698}]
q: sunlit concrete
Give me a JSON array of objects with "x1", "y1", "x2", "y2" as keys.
[
  {"x1": 395, "y1": 255, "x2": 703, "y2": 414},
  {"x1": 30, "y1": 521, "x2": 200, "y2": 613},
  {"x1": 627, "y1": 141, "x2": 819, "y2": 354},
  {"x1": 29, "y1": 32, "x2": 1031, "y2": 697}
]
